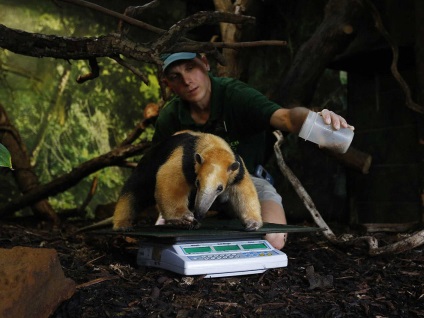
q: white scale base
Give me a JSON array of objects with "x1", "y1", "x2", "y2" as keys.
[{"x1": 137, "y1": 238, "x2": 288, "y2": 278}]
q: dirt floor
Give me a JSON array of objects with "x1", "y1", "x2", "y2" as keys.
[{"x1": 0, "y1": 220, "x2": 423, "y2": 318}]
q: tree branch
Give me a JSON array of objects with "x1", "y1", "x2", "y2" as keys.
[
  {"x1": 364, "y1": 0, "x2": 424, "y2": 114},
  {"x1": 111, "y1": 56, "x2": 149, "y2": 84},
  {"x1": 0, "y1": 25, "x2": 152, "y2": 61},
  {"x1": 76, "y1": 58, "x2": 99, "y2": 83},
  {"x1": 0, "y1": 23, "x2": 285, "y2": 71},
  {"x1": 153, "y1": 11, "x2": 255, "y2": 53},
  {"x1": 0, "y1": 141, "x2": 151, "y2": 218},
  {"x1": 118, "y1": 1, "x2": 162, "y2": 35},
  {"x1": 58, "y1": 0, "x2": 166, "y2": 35}
]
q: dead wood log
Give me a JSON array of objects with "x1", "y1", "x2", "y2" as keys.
[
  {"x1": 0, "y1": 105, "x2": 59, "y2": 224},
  {"x1": 361, "y1": 222, "x2": 420, "y2": 233},
  {"x1": 367, "y1": 230, "x2": 424, "y2": 256},
  {"x1": 323, "y1": 146, "x2": 372, "y2": 174},
  {"x1": 273, "y1": 130, "x2": 424, "y2": 255}
]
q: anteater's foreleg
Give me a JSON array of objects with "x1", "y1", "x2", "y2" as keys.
[
  {"x1": 227, "y1": 176, "x2": 263, "y2": 231},
  {"x1": 155, "y1": 148, "x2": 198, "y2": 228}
]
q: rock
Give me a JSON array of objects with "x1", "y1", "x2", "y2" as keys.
[
  {"x1": 305, "y1": 265, "x2": 334, "y2": 290},
  {"x1": 0, "y1": 246, "x2": 76, "y2": 318}
]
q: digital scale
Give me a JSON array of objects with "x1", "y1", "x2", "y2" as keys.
[
  {"x1": 93, "y1": 220, "x2": 322, "y2": 278},
  {"x1": 137, "y1": 237, "x2": 288, "y2": 278}
]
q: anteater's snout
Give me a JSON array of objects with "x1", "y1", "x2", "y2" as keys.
[{"x1": 194, "y1": 190, "x2": 218, "y2": 220}]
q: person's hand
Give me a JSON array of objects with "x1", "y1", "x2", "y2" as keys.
[{"x1": 319, "y1": 109, "x2": 355, "y2": 130}]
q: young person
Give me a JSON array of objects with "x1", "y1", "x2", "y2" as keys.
[{"x1": 152, "y1": 52, "x2": 353, "y2": 249}]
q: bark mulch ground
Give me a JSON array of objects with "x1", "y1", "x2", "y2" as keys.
[{"x1": 0, "y1": 221, "x2": 423, "y2": 318}]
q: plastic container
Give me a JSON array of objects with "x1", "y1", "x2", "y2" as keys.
[{"x1": 298, "y1": 111, "x2": 354, "y2": 154}]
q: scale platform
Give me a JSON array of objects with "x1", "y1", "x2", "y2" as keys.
[
  {"x1": 92, "y1": 220, "x2": 322, "y2": 278},
  {"x1": 137, "y1": 238, "x2": 287, "y2": 278}
]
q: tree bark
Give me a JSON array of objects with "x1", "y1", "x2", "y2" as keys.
[
  {"x1": 0, "y1": 105, "x2": 59, "y2": 223},
  {"x1": 0, "y1": 10, "x2": 255, "y2": 62},
  {"x1": 213, "y1": 0, "x2": 251, "y2": 78}
]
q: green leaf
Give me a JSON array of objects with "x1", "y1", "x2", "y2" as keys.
[{"x1": 0, "y1": 143, "x2": 13, "y2": 169}]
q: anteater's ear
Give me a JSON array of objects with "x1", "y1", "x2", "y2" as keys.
[
  {"x1": 195, "y1": 153, "x2": 204, "y2": 164},
  {"x1": 228, "y1": 161, "x2": 240, "y2": 172}
]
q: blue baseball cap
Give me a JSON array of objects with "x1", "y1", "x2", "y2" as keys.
[{"x1": 161, "y1": 52, "x2": 197, "y2": 72}]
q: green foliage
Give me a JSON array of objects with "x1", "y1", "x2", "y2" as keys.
[
  {"x1": 0, "y1": 2, "x2": 160, "y2": 215},
  {"x1": 0, "y1": 143, "x2": 12, "y2": 169}
]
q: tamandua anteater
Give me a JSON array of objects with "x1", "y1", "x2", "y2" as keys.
[{"x1": 112, "y1": 131, "x2": 263, "y2": 231}]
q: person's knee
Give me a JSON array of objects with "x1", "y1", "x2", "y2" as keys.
[
  {"x1": 265, "y1": 232, "x2": 287, "y2": 250},
  {"x1": 260, "y1": 200, "x2": 287, "y2": 225}
]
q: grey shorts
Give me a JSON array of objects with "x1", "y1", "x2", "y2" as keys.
[{"x1": 250, "y1": 175, "x2": 283, "y2": 207}]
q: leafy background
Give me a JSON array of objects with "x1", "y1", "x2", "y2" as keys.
[{"x1": 0, "y1": 1, "x2": 161, "y2": 216}]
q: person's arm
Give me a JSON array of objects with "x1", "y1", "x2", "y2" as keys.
[{"x1": 270, "y1": 107, "x2": 354, "y2": 133}]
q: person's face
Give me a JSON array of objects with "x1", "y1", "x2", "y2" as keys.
[{"x1": 163, "y1": 56, "x2": 211, "y2": 105}]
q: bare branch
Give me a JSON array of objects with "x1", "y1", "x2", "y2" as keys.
[
  {"x1": 154, "y1": 11, "x2": 255, "y2": 52},
  {"x1": 0, "y1": 142, "x2": 151, "y2": 218},
  {"x1": 272, "y1": 130, "x2": 337, "y2": 241},
  {"x1": 118, "y1": 1, "x2": 162, "y2": 34},
  {"x1": 369, "y1": 229, "x2": 424, "y2": 256},
  {"x1": 111, "y1": 56, "x2": 149, "y2": 84},
  {"x1": 76, "y1": 58, "x2": 99, "y2": 83},
  {"x1": 0, "y1": 66, "x2": 43, "y2": 81},
  {"x1": 79, "y1": 177, "x2": 98, "y2": 212},
  {"x1": 364, "y1": 0, "x2": 424, "y2": 114},
  {"x1": 273, "y1": 130, "x2": 424, "y2": 255},
  {"x1": 58, "y1": 0, "x2": 165, "y2": 35}
]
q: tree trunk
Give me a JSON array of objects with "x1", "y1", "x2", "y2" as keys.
[
  {"x1": 213, "y1": 0, "x2": 252, "y2": 78},
  {"x1": 274, "y1": 0, "x2": 366, "y2": 107},
  {"x1": 0, "y1": 105, "x2": 59, "y2": 224}
]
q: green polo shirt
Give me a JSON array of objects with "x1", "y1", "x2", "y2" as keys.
[{"x1": 152, "y1": 75, "x2": 281, "y2": 173}]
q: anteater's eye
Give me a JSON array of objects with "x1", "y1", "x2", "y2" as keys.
[
  {"x1": 195, "y1": 179, "x2": 200, "y2": 188},
  {"x1": 216, "y1": 185, "x2": 223, "y2": 193}
]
